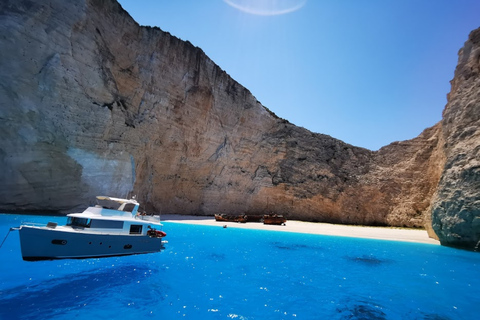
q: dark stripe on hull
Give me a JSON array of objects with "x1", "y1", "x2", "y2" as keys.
[{"x1": 22, "y1": 251, "x2": 157, "y2": 261}]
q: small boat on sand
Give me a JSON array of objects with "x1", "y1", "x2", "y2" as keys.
[
  {"x1": 16, "y1": 196, "x2": 167, "y2": 261},
  {"x1": 214, "y1": 213, "x2": 285, "y2": 225},
  {"x1": 214, "y1": 214, "x2": 229, "y2": 222},
  {"x1": 215, "y1": 214, "x2": 247, "y2": 223},
  {"x1": 263, "y1": 214, "x2": 286, "y2": 225}
]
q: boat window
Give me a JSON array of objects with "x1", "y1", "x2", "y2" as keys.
[
  {"x1": 90, "y1": 219, "x2": 124, "y2": 229},
  {"x1": 122, "y1": 203, "x2": 136, "y2": 212},
  {"x1": 67, "y1": 217, "x2": 91, "y2": 228},
  {"x1": 129, "y1": 225, "x2": 142, "y2": 234}
]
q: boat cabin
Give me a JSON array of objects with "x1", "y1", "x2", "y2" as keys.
[{"x1": 64, "y1": 196, "x2": 161, "y2": 236}]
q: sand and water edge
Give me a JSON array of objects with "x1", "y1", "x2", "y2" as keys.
[{"x1": 160, "y1": 214, "x2": 440, "y2": 245}]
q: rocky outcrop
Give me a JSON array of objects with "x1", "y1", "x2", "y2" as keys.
[
  {"x1": 431, "y1": 29, "x2": 480, "y2": 250},
  {"x1": 0, "y1": 0, "x2": 478, "y2": 248}
]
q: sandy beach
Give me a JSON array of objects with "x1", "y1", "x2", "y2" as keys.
[{"x1": 160, "y1": 214, "x2": 440, "y2": 245}]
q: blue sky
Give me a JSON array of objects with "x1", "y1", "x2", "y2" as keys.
[{"x1": 117, "y1": 0, "x2": 480, "y2": 150}]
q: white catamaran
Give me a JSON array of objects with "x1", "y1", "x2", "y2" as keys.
[{"x1": 16, "y1": 196, "x2": 167, "y2": 261}]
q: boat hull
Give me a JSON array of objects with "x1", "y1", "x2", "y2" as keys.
[
  {"x1": 263, "y1": 215, "x2": 286, "y2": 225},
  {"x1": 19, "y1": 226, "x2": 165, "y2": 261},
  {"x1": 214, "y1": 214, "x2": 247, "y2": 223}
]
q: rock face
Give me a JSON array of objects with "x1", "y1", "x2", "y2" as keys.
[
  {"x1": 0, "y1": 0, "x2": 478, "y2": 248},
  {"x1": 430, "y1": 29, "x2": 480, "y2": 250}
]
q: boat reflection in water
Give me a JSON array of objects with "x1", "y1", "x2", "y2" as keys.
[{"x1": 16, "y1": 196, "x2": 167, "y2": 261}]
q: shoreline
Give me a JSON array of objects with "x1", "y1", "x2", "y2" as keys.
[{"x1": 160, "y1": 214, "x2": 440, "y2": 245}]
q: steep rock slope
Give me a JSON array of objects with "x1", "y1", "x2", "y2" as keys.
[
  {"x1": 0, "y1": 0, "x2": 454, "y2": 237},
  {"x1": 431, "y1": 29, "x2": 480, "y2": 250}
]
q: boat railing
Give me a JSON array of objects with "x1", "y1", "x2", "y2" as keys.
[
  {"x1": 135, "y1": 214, "x2": 161, "y2": 223},
  {"x1": 21, "y1": 222, "x2": 54, "y2": 228},
  {"x1": 84, "y1": 207, "x2": 133, "y2": 217}
]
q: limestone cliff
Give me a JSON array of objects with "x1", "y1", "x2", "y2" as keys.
[
  {"x1": 0, "y1": 0, "x2": 478, "y2": 249},
  {"x1": 431, "y1": 29, "x2": 480, "y2": 250}
]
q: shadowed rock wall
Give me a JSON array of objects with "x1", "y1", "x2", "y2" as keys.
[{"x1": 1, "y1": 0, "x2": 478, "y2": 249}]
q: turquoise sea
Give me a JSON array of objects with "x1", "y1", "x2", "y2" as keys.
[{"x1": 0, "y1": 214, "x2": 479, "y2": 320}]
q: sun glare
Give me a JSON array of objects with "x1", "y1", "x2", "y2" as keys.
[{"x1": 223, "y1": 0, "x2": 307, "y2": 16}]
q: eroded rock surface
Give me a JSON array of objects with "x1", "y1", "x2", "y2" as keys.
[
  {"x1": 431, "y1": 29, "x2": 480, "y2": 249},
  {"x1": 0, "y1": 0, "x2": 478, "y2": 248}
]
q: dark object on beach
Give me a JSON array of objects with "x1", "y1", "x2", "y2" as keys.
[
  {"x1": 214, "y1": 214, "x2": 247, "y2": 223},
  {"x1": 263, "y1": 214, "x2": 286, "y2": 225}
]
